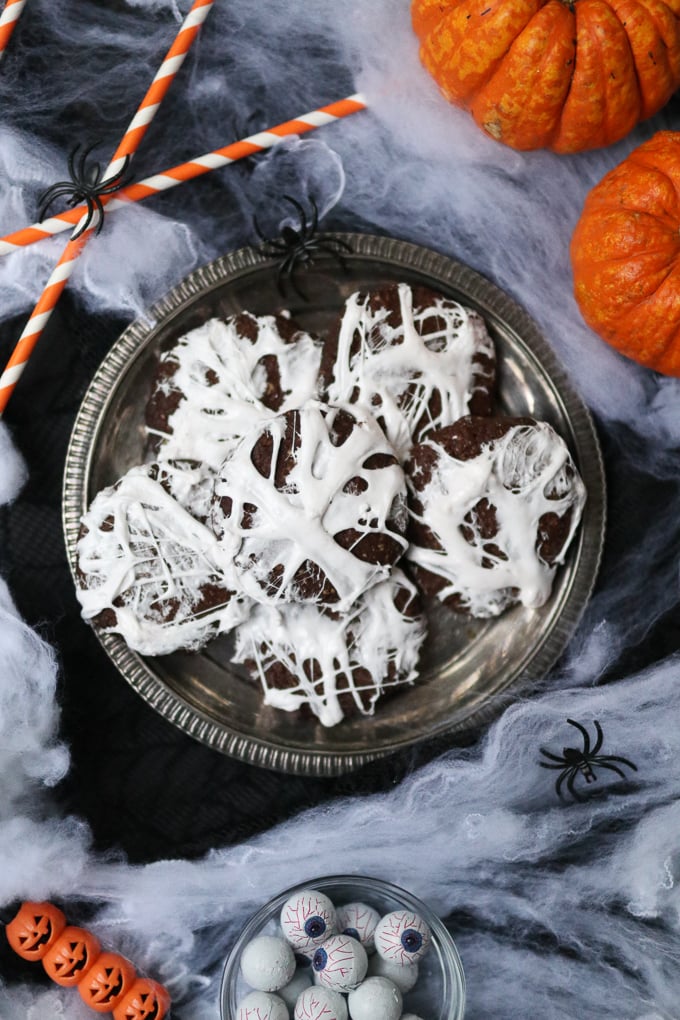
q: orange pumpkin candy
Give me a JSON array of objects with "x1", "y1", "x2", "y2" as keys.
[
  {"x1": 112, "y1": 977, "x2": 171, "y2": 1020},
  {"x1": 42, "y1": 925, "x2": 101, "y2": 986},
  {"x1": 78, "y1": 951, "x2": 137, "y2": 1013},
  {"x1": 5, "y1": 902, "x2": 67, "y2": 961},
  {"x1": 570, "y1": 131, "x2": 680, "y2": 374},
  {"x1": 411, "y1": 0, "x2": 680, "y2": 152}
]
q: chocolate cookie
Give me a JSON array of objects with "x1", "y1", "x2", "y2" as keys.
[
  {"x1": 75, "y1": 464, "x2": 249, "y2": 655},
  {"x1": 405, "y1": 416, "x2": 586, "y2": 617},
  {"x1": 320, "y1": 282, "x2": 496, "y2": 460},
  {"x1": 145, "y1": 312, "x2": 322, "y2": 470},
  {"x1": 211, "y1": 402, "x2": 408, "y2": 609},
  {"x1": 232, "y1": 569, "x2": 425, "y2": 726}
]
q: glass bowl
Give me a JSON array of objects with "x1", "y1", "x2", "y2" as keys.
[{"x1": 220, "y1": 874, "x2": 465, "y2": 1019}]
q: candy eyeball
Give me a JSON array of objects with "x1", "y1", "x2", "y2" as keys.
[
  {"x1": 374, "y1": 910, "x2": 432, "y2": 965},
  {"x1": 347, "y1": 976, "x2": 403, "y2": 1020},
  {"x1": 368, "y1": 952, "x2": 419, "y2": 992},
  {"x1": 237, "y1": 990, "x2": 289, "y2": 1020},
  {"x1": 280, "y1": 890, "x2": 337, "y2": 952},
  {"x1": 400, "y1": 1015, "x2": 426, "y2": 1020},
  {"x1": 311, "y1": 933, "x2": 368, "y2": 993},
  {"x1": 294, "y1": 985, "x2": 348, "y2": 1020},
  {"x1": 241, "y1": 935, "x2": 296, "y2": 991},
  {"x1": 336, "y1": 902, "x2": 380, "y2": 952},
  {"x1": 278, "y1": 968, "x2": 312, "y2": 1010}
]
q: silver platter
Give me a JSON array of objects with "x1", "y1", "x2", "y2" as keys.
[{"x1": 62, "y1": 234, "x2": 606, "y2": 776}]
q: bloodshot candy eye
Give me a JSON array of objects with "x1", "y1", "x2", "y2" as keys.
[
  {"x1": 336, "y1": 902, "x2": 380, "y2": 952},
  {"x1": 294, "y1": 986, "x2": 348, "y2": 1020},
  {"x1": 374, "y1": 910, "x2": 432, "y2": 965},
  {"x1": 237, "y1": 990, "x2": 289, "y2": 1020},
  {"x1": 280, "y1": 889, "x2": 337, "y2": 952},
  {"x1": 312, "y1": 934, "x2": 368, "y2": 993}
]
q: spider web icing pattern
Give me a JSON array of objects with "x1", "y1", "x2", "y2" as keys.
[
  {"x1": 324, "y1": 283, "x2": 495, "y2": 460},
  {"x1": 406, "y1": 420, "x2": 587, "y2": 617},
  {"x1": 232, "y1": 569, "x2": 425, "y2": 727},
  {"x1": 76, "y1": 464, "x2": 248, "y2": 655},
  {"x1": 213, "y1": 402, "x2": 408, "y2": 609},
  {"x1": 146, "y1": 313, "x2": 322, "y2": 470}
]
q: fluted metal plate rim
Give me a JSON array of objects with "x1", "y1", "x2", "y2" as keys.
[{"x1": 63, "y1": 233, "x2": 606, "y2": 776}]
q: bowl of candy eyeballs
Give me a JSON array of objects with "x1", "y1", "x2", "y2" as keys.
[{"x1": 220, "y1": 875, "x2": 465, "y2": 1020}]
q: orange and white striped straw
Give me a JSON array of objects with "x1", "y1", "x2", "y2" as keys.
[
  {"x1": 0, "y1": 0, "x2": 214, "y2": 415},
  {"x1": 0, "y1": 0, "x2": 26, "y2": 61},
  {"x1": 0, "y1": 94, "x2": 367, "y2": 256}
]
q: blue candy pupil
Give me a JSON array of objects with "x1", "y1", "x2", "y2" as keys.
[
  {"x1": 312, "y1": 947, "x2": 328, "y2": 971},
  {"x1": 401, "y1": 928, "x2": 423, "y2": 953},
  {"x1": 304, "y1": 915, "x2": 326, "y2": 938},
  {"x1": 344, "y1": 927, "x2": 360, "y2": 941}
]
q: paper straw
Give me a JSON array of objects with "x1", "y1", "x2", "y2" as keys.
[
  {"x1": 0, "y1": 0, "x2": 26, "y2": 61},
  {"x1": 0, "y1": 0, "x2": 214, "y2": 415},
  {"x1": 0, "y1": 94, "x2": 367, "y2": 256}
]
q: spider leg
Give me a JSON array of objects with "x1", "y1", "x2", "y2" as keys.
[
  {"x1": 68, "y1": 145, "x2": 80, "y2": 183},
  {"x1": 91, "y1": 195, "x2": 105, "y2": 235},
  {"x1": 539, "y1": 748, "x2": 567, "y2": 764},
  {"x1": 567, "y1": 718, "x2": 591, "y2": 756},
  {"x1": 71, "y1": 199, "x2": 95, "y2": 240},
  {"x1": 564, "y1": 767, "x2": 585, "y2": 802},
  {"x1": 539, "y1": 761, "x2": 569, "y2": 770},
  {"x1": 37, "y1": 184, "x2": 77, "y2": 220},
  {"x1": 591, "y1": 760, "x2": 636, "y2": 781},
  {"x1": 99, "y1": 154, "x2": 130, "y2": 190},
  {"x1": 555, "y1": 767, "x2": 574, "y2": 801},
  {"x1": 309, "y1": 196, "x2": 319, "y2": 235},
  {"x1": 282, "y1": 194, "x2": 308, "y2": 233},
  {"x1": 593, "y1": 754, "x2": 638, "y2": 772},
  {"x1": 591, "y1": 720, "x2": 604, "y2": 756},
  {"x1": 319, "y1": 235, "x2": 353, "y2": 254}
]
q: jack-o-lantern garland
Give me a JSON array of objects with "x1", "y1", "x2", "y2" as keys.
[
  {"x1": 5, "y1": 901, "x2": 171, "y2": 1018},
  {"x1": 411, "y1": 0, "x2": 680, "y2": 153},
  {"x1": 571, "y1": 130, "x2": 680, "y2": 375}
]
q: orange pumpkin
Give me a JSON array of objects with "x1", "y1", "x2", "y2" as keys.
[
  {"x1": 78, "y1": 951, "x2": 137, "y2": 1013},
  {"x1": 42, "y1": 925, "x2": 101, "y2": 987},
  {"x1": 112, "y1": 977, "x2": 171, "y2": 1020},
  {"x1": 5, "y1": 902, "x2": 67, "y2": 961},
  {"x1": 411, "y1": 0, "x2": 680, "y2": 152},
  {"x1": 570, "y1": 131, "x2": 680, "y2": 374}
]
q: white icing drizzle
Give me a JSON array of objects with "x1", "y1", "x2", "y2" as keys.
[
  {"x1": 76, "y1": 464, "x2": 248, "y2": 655},
  {"x1": 145, "y1": 458, "x2": 216, "y2": 522},
  {"x1": 406, "y1": 421, "x2": 587, "y2": 617},
  {"x1": 147, "y1": 314, "x2": 322, "y2": 470},
  {"x1": 213, "y1": 401, "x2": 408, "y2": 610},
  {"x1": 325, "y1": 283, "x2": 495, "y2": 460},
  {"x1": 232, "y1": 569, "x2": 426, "y2": 727}
]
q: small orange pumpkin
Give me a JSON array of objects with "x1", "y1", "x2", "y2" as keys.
[
  {"x1": 112, "y1": 977, "x2": 172, "y2": 1020},
  {"x1": 42, "y1": 925, "x2": 101, "y2": 987},
  {"x1": 5, "y1": 902, "x2": 67, "y2": 961},
  {"x1": 78, "y1": 951, "x2": 137, "y2": 1013},
  {"x1": 570, "y1": 130, "x2": 680, "y2": 375},
  {"x1": 411, "y1": 0, "x2": 680, "y2": 153}
]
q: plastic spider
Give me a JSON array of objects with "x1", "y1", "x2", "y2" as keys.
[
  {"x1": 539, "y1": 718, "x2": 638, "y2": 802},
  {"x1": 254, "y1": 194, "x2": 352, "y2": 299},
  {"x1": 37, "y1": 143, "x2": 130, "y2": 239}
]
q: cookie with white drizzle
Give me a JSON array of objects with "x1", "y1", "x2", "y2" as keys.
[
  {"x1": 145, "y1": 311, "x2": 322, "y2": 471},
  {"x1": 212, "y1": 401, "x2": 408, "y2": 609},
  {"x1": 75, "y1": 463, "x2": 249, "y2": 656},
  {"x1": 320, "y1": 282, "x2": 495, "y2": 461},
  {"x1": 232, "y1": 569, "x2": 425, "y2": 727},
  {"x1": 405, "y1": 415, "x2": 586, "y2": 618}
]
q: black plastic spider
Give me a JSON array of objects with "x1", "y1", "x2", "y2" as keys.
[
  {"x1": 37, "y1": 143, "x2": 130, "y2": 239},
  {"x1": 539, "y1": 718, "x2": 638, "y2": 802},
  {"x1": 254, "y1": 194, "x2": 352, "y2": 299}
]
